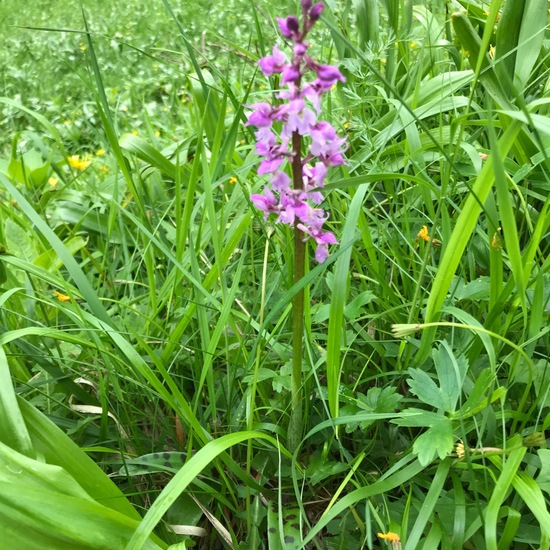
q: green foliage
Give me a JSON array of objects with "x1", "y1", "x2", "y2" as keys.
[{"x1": 1, "y1": 0, "x2": 550, "y2": 548}]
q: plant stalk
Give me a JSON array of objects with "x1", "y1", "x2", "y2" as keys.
[{"x1": 288, "y1": 130, "x2": 305, "y2": 452}]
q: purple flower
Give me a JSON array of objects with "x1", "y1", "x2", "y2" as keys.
[
  {"x1": 277, "y1": 16, "x2": 301, "y2": 40},
  {"x1": 271, "y1": 171, "x2": 291, "y2": 191},
  {"x1": 246, "y1": 1, "x2": 345, "y2": 263},
  {"x1": 258, "y1": 157, "x2": 284, "y2": 175},
  {"x1": 251, "y1": 187, "x2": 278, "y2": 218},
  {"x1": 309, "y1": 3, "x2": 324, "y2": 22},
  {"x1": 281, "y1": 64, "x2": 301, "y2": 84},
  {"x1": 258, "y1": 45, "x2": 287, "y2": 76},
  {"x1": 279, "y1": 191, "x2": 309, "y2": 225},
  {"x1": 316, "y1": 64, "x2": 346, "y2": 86},
  {"x1": 246, "y1": 102, "x2": 274, "y2": 127},
  {"x1": 283, "y1": 100, "x2": 317, "y2": 136}
]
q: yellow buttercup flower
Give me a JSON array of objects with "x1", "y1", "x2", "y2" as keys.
[
  {"x1": 54, "y1": 290, "x2": 71, "y2": 302},
  {"x1": 418, "y1": 225, "x2": 430, "y2": 242},
  {"x1": 48, "y1": 177, "x2": 59, "y2": 189},
  {"x1": 378, "y1": 532, "x2": 401, "y2": 549},
  {"x1": 68, "y1": 155, "x2": 92, "y2": 171},
  {"x1": 229, "y1": 176, "x2": 238, "y2": 185},
  {"x1": 96, "y1": 148, "x2": 106, "y2": 156}
]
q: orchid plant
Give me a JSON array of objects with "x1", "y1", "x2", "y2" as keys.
[{"x1": 247, "y1": 0, "x2": 346, "y2": 450}]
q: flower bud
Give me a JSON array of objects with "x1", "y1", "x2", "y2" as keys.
[
  {"x1": 309, "y1": 2, "x2": 324, "y2": 21},
  {"x1": 277, "y1": 16, "x2": 300, "y2": 40}
]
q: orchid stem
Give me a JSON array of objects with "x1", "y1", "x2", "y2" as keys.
[{"x1": 288, "y1": 130, "x2": 304, "y2": 452}]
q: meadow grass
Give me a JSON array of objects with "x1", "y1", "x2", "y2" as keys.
[{"x1": 1, "y1": 0, "x2": 550, "y2": 548}]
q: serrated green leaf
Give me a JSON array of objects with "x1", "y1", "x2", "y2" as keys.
[
  {"x1": 344, "y1": 290, "x2": 375, "y2": 319},
  {"x1": 413, "y1": 419, "x2": 454, "y2": 466},
  {"x1": 407, "y1": 368, "x2": 446, "y2": 410},
  {"x1": 363, "y1": 386, "x2": 403, "y2": 412},
  {"x1": 391, "y1": 408, "x2": 443, "y2": 427}
]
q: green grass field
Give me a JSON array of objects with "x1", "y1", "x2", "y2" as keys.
[{"x1": 1, "y1": 0, "x2": 550, "y2": 548}]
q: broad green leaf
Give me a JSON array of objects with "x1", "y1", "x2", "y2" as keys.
[
  {"x1": 267, "y1": 504, "x2": 302, "y2": 550},
  {"x1": 18, "y1": 398, "x2": 141, "y2": 520},
  {"x1": 0, "y1": 346, "x2": 33, "y2": 456},
  {"x1": 326, "y1": 185, "x2": 368, "y2": 420},
  {"x1": 515, "y1": 0, "x2": 547, "y2": 89},
  {"x1": 344, "y1": 290, "x2": 375, "y2": 319},
  {"x1": 407, "y1": 368, "x2": 446, "y2": 410},
  {"x1": 536, "y1": 449, "x2": 550, "y2": 495},
  {"x1": 412, "y1": 418, "x2": 454, "y2": 466},
  {"x1": 0, "y1": 441, "x2": 90, "y2": 499},
  {"x1": 391, "y1": 409, "x2": 443, "y2": 428},
  {"x1": 433, "y1": 343, "x2": 468, "y2": 413},
  {"x1": 4, "y1": 218, "x2": 37, "y2": 263},
  {"x1": 0, "y1": 483, "x2": 165, "y2": 550}
]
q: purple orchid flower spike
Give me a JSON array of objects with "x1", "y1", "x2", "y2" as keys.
[{"x1": 247, "y1": 1, "x2": 346, "y2": 262}]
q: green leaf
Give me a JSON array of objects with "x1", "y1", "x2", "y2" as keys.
[
  {"x1": 0, "y1": 482, "x2": 165, "y2": 550},
  {"x1": 407, "y1": 368, "x2": 446, "y2": 410},
  {"x1": 433, "y1": 343, "x2": 468, "y2": 413},
  {"x1": 413, "y1": 418, "x2": 454, "y2": 466},
  {"x1": 267, "y1": 504, "x2": 302, "y2": 550},
  {"x1": 342, "y1": 386, "x2": 404, "y2": 433},
  {"x1": 4, "y1": 218, "x2": 37, "y2": 263},
  {"x1": 536, "y1": 449, "x2": 550, "y2": 495},
  {"x1": 459, "y1": 368, "x2": 496, "y2": 417},
  {"x1": 344, "y1": 290, "x2": 375, "y2": 319},
  {"x1": 391, "y1": 408, "x2": 443, "y2": 428}
]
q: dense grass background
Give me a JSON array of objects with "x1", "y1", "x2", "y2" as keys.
[{"x1": 1, "y1": 0, "x2": 550, "y2": 548}]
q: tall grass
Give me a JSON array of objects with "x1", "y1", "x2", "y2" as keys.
[{"x1": 1, "y1": 0, "x2": 550, "y2": 548}]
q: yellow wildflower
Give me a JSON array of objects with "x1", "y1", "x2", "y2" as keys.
[
  {"x1": 96, "y1": 148, "x2": 106, "y2": 156},
  {"x1": 54, "y1": 290, "x2": 71, "y2": 302},
  {"x1": 79, "y1": 42, "x2": 87, "y2": 51},
  {"x1": 418, "y1": 225, "x2": 430, "y2": 242},
  {"x1": 229, "y1": 176, "x2": 238, "y2": 185},
  {"x1": 154, "y1": 130, "x2": 160, "y2": 137},
  {"x1": 68, "y1": 155, "x2": 92, "y2": 171},
  {"x1": 48, "y1": 177, "x2": 59, "y2": 189},
  {"x1": 378, "y1": 532, "x2": 401, "y2": 549},
  {"x1": 131, "y1": 130, "x2": 139, "y2": 136}
]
